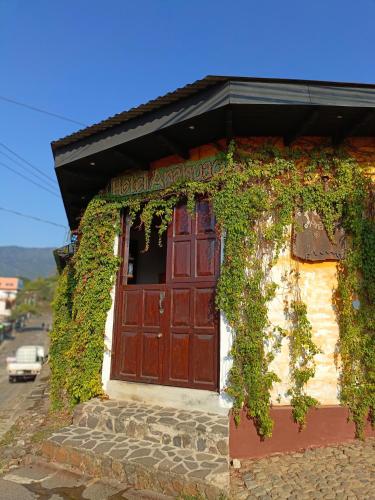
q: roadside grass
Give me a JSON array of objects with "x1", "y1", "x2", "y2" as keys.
[
  {"x1": 30, "y1": 407, "x2": 72, "y2": 444},
  {"x1": 0, "y1": 422, "x2": 22, "y2": 447}
]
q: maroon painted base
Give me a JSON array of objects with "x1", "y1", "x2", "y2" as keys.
[{"x1": 230, "y1": 406, "x2": 375, "y2": 459}]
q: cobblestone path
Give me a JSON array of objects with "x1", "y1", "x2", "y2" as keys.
[{"x1": 232, "y1": 437, "x2": 375, "y2": 499}]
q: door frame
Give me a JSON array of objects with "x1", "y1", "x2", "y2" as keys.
[{"x1": 110, "y1": 207, "x2": 221, "y2": 391}]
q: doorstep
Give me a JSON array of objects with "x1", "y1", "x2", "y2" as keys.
[
  {"x1": 42, "y1": 398, "x2": 230, "y2": 498},
  {"x1": 105, "y1": 379, "x2": 231, "y2": 416}
]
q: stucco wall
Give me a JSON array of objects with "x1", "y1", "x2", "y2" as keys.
[{"x1": 268, "y1": 247, "x2": 340, "y2": 405}]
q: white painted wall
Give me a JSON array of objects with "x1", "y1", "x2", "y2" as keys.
[
  {"x1": 101, "y1": 235, "x2": 118, "y2": 392},
  {"x1": 0, "y1": 290, "x2": 17, "y2": 319}
]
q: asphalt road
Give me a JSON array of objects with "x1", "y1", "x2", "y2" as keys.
[{"x1": 0, "y1": 317, "x2": 50, "y2": 438}]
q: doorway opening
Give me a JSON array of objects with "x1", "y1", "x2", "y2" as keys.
[{"x1": 127, "y1": 217, "x2": 167, "y2": 285}]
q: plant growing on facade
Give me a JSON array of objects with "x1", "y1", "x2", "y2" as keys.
[{"x1": 50, "y1": 142, "x2": 374, "y2": 438}]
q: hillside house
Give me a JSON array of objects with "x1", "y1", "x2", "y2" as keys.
[{"x1": 0, "y1": 277, "x2": 22, "y2": 320}]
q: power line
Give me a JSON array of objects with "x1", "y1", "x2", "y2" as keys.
[
  {"x1": 0, "y1": 160, "x2": 60, "y2": 198},
  {"x1": 0, "y1": 147, "x2": 57, "y2": 190},
  {"x1": 0, "y1": 141, "x2": 57, "y2": 185},
  {"x1": 0, "y1": 206, "x2": 67, "y2": 229},
  {"x1": 0, "y1": 94, "x2": 87, "y2": 127}
]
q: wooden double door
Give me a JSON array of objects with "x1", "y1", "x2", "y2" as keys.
[{"x1": 111, "y1": 200, "x2": 220, "y2": 391}]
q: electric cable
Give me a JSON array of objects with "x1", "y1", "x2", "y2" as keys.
[
  {"x1": 0, "y1": 206, "x2": 67, "y2": 228},
  {"x1": 0, "y1": 94, "x2": 87, "y2": 127},
  {"x1": 0, "y1": 160, "x2": 60, "y2": 198},
  {"x1": 0, "y1": 147, "x2": 57, "y2": 190},
  {"x1": 0, "y1": 141, "x2": 57, "y2": 185}
]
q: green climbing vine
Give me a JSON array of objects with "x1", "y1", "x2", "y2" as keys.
[
  {"x1": 334, "y1": 174, "x2": 375, "y2": 438},
  {"x1": 281, "y1": 267, "x2": 321, "y2": 430},
  {"x1": 50, "y1": 261, "x2": 76, "y2": 408},
  {"x1": 50, "y1": 141, "x2": 374, "y2": 439}
]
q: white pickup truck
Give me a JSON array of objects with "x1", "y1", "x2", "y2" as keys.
[{"x1": 7, "y1": 345, "x2": 46, "y2": 383}]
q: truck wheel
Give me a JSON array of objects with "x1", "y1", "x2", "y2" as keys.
[{"x1": 9, "y1": 377, "x2": 14, "y2": 383}]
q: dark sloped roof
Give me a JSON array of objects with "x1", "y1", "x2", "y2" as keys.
[
  {"x1": 52, "y1": 76, "x2": 227, "y2": 151},
  {"x1": 51, "y1": 75, "x2": 375, "y2": 152}
]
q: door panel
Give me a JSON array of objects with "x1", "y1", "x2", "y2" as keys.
[
  {"x1": 112, "y1": 200, "x2": 220, "y2": 391},
  {"x1": 193, "y1": 333, "x2": 216, "y2": 385},
  {"x1": 143, "y1": 291, "x2": 162, "y2": 327},
  {"x1": 174, "y1": 204, "x2": 192, "y2": 235},
  {"x1": 140, "y1": 332, "x2": 161, "y2": 380},
  {"x1": 194, "y1": 287, "x2": 215, "y2": 327},
  {"x1": 195, "y1": 238, "x2": 217, "y2": 278},
  {"x1": 122, "y1": 289, "x2": 141, "y2": 326},
  {"x1": 119, "y1": 331, "x2": 138, "y2": 379},
  {"x1": 169, "y1": 332, "x2": 190, "y2": 383},
  {"x1": 171, "y1": 288, "x2": 191, "y2": 326},
  {"x1": 172, "y1": 241, "x2": 191, "y2": 279},
  {"x1": 196, "y1": 199, "x2": 215, "y2": 234},
  {"x1": 113, "y1": 285, "x2": 166, "y2": 384}
]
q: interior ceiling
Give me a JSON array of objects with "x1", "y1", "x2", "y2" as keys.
[{"x1": 53, "y1": 79, "x2": 375, "y2": 229}]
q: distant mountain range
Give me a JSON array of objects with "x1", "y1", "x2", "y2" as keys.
[{"x1": 0, "y1": 246, "x2": 56, "y2": 280}]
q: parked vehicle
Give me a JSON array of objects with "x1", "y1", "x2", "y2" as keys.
[
  {"x1": 15, "y1": 317, "x2": 26, "y2": 332},
  {"x1": 7, "y1": 345, "x2": 46, "y2": 382},
  {"x1": 3, "y1": 321, "x2": 13, "y2": 337}
]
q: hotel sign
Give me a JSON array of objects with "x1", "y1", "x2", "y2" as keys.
[{"x1": 109, "y1": 156, "x2": 224, "y2": 197}]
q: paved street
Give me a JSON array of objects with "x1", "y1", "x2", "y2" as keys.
[
  {"x1": 0, "y1": 317, "x2": 49, "y2": 438},
  {"x1": 233, "y1": 438, "x2": 375, "y2": 499}
]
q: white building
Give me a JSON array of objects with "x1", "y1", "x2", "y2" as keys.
[{"x1": 0, "y1": 277, "x2": 22, "y2": 320}]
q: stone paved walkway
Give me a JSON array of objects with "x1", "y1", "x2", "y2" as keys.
[
  {"x1": 45, "y1": 425, "x2": 228, "y2": 487},
  {"x1": 74, "y1": 399, "x2": 229, "y2": 456},
  {"x1": 232, "y1": 437, "x2": 375, "y2": 499},
  {"x1": 42, "y1": 399, "x2": 230, "y2": 497}
]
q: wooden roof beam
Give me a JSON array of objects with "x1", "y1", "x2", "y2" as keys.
[
  {"x1": 156, "y1": 133, "x2": 190, "y2": 160},
  {"x1": 113, "y1": 149, "x2": 148, "y2": 170},
  {"x1": 284, "y1": 108, "x2": 320, "y2": 146},
  {"x1": 62, "y1": 168, "x2": 106, "y2": 185},
  {"x1": 333, "y1": 109, "x2": 375, "y2": 145}
]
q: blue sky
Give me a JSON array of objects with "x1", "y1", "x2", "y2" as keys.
[{"x1": 0, "y1": 0, "x2": 374, "y2": 248}]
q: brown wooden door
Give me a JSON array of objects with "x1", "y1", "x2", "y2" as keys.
[
  {"x1": 111, "y1": 200, "x2": 220, "y2": 391},
  {"x1": 112, "y1": 285, "x2": 167, "y2": 383},
  {"x1": 164, "y1": 200, "x2": 220, "y2": 390}
]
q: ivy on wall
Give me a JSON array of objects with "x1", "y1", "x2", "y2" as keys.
[{"x1": 50, "y1": 142, "x2": 374, "y2": 438}]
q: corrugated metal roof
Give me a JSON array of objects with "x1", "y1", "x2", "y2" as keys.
[
  {"x1": 51, "y1": 76, "x2": 227, "y2": 151},
  {"x1": 51, "y1": 75, "x2": 375, "y2": 152}
]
